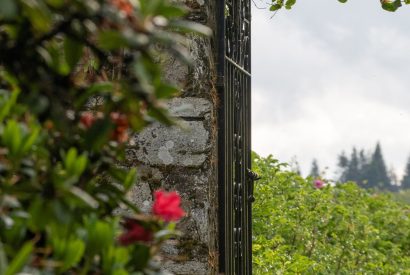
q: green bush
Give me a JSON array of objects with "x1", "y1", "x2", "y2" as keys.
[
  {"x1": 252, "y1": 153, "x2": 410, "y2": 274},
  {"x1": 0, "y1": 0, "x2": 208, "y2": 273},
  {"x1": 391, "y1": 189, "x2": 410, "y2": 205}
]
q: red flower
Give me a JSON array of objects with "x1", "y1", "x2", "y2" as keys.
[
  {"x1": 118, "y1": 219, "x2": 153, "y2": 246},
  {"x1": 110, "y1": 0, "x2": 134, "y2": 17},
  {"x1": 80, "y1": 111, "x2": 129, "y2": 142},
  {"x1": 80, "y1": 112, "x2": 96, "y2": 129},
  {"x1": 152, "y1": 190, "x2": 185, "y2": 222},
  {"x1": 110, "y1": 112, "x2": 129, "y2": 143}
]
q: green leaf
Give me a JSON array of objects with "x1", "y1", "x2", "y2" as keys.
[
  {"x1": 0, "y1": 90, "x2": 19, "y2": 122},
  {"x1": 338, "y1": 0, "x2": 348, "y2": 3},
  {"x1": 124, "y1": 168, "x2": 137, "y2": 191},
  {"x1": 50, "y1": 232, "x2": 86, "y2": 271},
  {"x1": 46, "y1": 0, "x2": 65, "y2": 8},
  {"x1": 5, "y1": 242, "x2": 33, "y2": 275},
  {"x1": 157, "y1": 5, "x2": 187, "y2": 18},
  {"x1": 147, "y1": 107, "x2": 174, "y2": 125},
  {"x1": 20, "y1": 126, "x2": 40, "y2": 154},
  {"x1": 155, "y1": 229, "x2": 177, "y2": 239},
  {"x1": 64, "y1": 37, "x2": 84, "y2": 70},
  {"x1": 21, "y1": 0, "x2": 53, "y2": 33},
  {"x1": 2, "y1": 120, "x2": 23, "y2": 156},
  {"x1": 381, "y1": 0, "x2": 402, "y2": 11},
  {"x1": 285, "y1": 0, "x2": 297, "y2": 9},
  {"x1": 156, "y1": 84, "x2": 179, "y2": 99},
  {"x1": 140, "y1": 0, "x2": 162, "y2": 15},
  {"x1": 84, "y1": 118, "x2": 113, "y2": 151},
  {"x1": 102, "y1": 246, "x2": 129, "y2": 274},
  {"x1": 63, "y1": 147, "x2": 88, "y2": 177},
  {"x1": 74, "y1": 154, "x2": 88, "y2": 176},
  {"x1": 170, "y1": 20, "x2": 212, "y2": 36},
  {"x1": 61, "y1": 239, "x2": 85, "y2": 271},
  {"x1": 0, "y1": 0, "x2": 17, "y2": 19},
  {"x1": 270, "y1": 4, "x2": 282, "y2": 11},
  {"x1": 64, "y1": 148, "x2": 78, "y2": 174},
  {"x1": 28, "y1": 198, "x2": 51, "y2": 231},
  {"x1": 0, "y1": 242, "x2": 8, "y2": 274},
  {"x1": 98, "y1": 31, "x2": 130, "y2": 50},
  {"x1": 86, "y1": 220, "x2": 114, "y2": 256},
  {"x1": 69, "y1": 186, "x2": 99, "y2": 209},
  {"x1": 129, "y1": 245, "x2": 151, "y2": 271},
  {"x1": 109, "y1": 167, "x2": 129, "y2": 186}
]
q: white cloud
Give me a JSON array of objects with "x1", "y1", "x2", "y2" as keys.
[{"x1": 251, "y1": 2, "x2": 410, "y2": 179}]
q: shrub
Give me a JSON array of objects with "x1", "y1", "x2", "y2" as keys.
[
  {"x1": 252, "y1": 153, "x2": 410, "y2": 274},
  {"x1": 0, "y1": 0, "x2": 208, "y2": 273}
]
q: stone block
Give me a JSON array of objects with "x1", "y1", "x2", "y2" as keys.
[
  {"x1": 130, "y1": 120, "x2": 210, "y2": 167},
  {"x1": 166, "y1": 97, "x2": 212, "y2": 119},
  {"x1": 162, "y1": 261, "x2": 208, "y2": 275}
]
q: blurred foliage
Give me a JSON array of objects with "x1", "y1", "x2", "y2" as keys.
[
  {"x1": 252, "y1": 153, "x2": 410, "y2": 274},
  {"x1": 0, "y1": 0, "x2": 209, "y2": 273},
  {"x1": 390, "y1": 189, "x2": 410, "y2": 205},
  {"x1": 267, "y1": 0, "x2": 409, "y2": 12}
]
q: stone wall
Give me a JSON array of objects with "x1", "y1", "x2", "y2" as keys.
[{"x1": 126, "y1": 1, "x2": 219, "y2": 274}]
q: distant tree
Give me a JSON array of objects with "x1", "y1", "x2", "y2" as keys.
[
  {"x1": 337, "y1": 151, "x2": 349, "y2": 182},
  {"x1": 358, "y1": 149, "x2": 368, "y2": 168},
  {"x1": 358, "y1": 149, "x2": 369, "y2": 178},
  {"x1": 356, "y1": 149, "x2": 370, "y2": 187},
  {"x1": 388, "y1": 166, "x2": 400, "y2": 192},
  {"x1": 309, "y1": 159, "x2": 320, "y2": 178},
  {"x1": 401, "y1": 156, "x2": 410, "y2": 190},
  {"x1": 366, "y1": 143, "x2": 391, "y2": 190},
  {"x1": 346, "y1": 148, "x2": 360, "y2": 183},
  {"x1": 290, "y1": 156, "x2": 302, "y2": 176}
]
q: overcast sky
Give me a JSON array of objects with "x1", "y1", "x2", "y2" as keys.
[{"x1": 251, "y1": 0, "x2": 410, "y2": 179}]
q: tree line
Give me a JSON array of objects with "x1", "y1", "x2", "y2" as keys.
[{"x1": 309, "y1": 143, "x2": 410, "y2": 192}]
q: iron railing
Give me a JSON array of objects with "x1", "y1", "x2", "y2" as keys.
[{"x1": 217, "y1": 0, "x2": 254, "y2": 274}]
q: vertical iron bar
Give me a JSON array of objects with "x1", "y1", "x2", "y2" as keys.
[
  {"x1": 217, "y1": 0, "x2": 252, "y2": 274},
  {"x1": 216, "y1": 0, "x2": 226, "y2": 273}
]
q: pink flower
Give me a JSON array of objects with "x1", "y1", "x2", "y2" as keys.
[
  {"x1": 152, "y1": 190, "x2": 186, "y2": 222},
  {"x1": 314, "y1": 179, "x2": 325, "y2": 189},
  {"x1": 118, "y1": 219, "x2": 153, "y2": 246}
]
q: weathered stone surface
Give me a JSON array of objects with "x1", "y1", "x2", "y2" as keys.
[
  {"x1": 190, "y1": 206, "x2": 209, "y2": 243},
  {"x1": 162, "y1": 55, "x2": 188, "y2": 88},
  {"x1": 129, "y1": 121, "x2": 210, "y2": 167},
  {"x1": 126, "y1": 181, "x2": 152, "y2": 213},
  {"x1": 127, "y1": 0, "x2": 219, "y2": 273},
  {"x1": 166, "y1": 97, "x2": 212, "y2": 118},
  {"x1": 162, "y1": 261, "x2": 209, "y2": 275}
]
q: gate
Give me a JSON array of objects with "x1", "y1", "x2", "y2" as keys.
[{"x1": 217, "y1": 0, "x2": 257, "y2": 274}]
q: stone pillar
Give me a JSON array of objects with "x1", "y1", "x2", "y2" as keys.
[{"x1": 126, "y1": 1, "x2": 219, "y2": 274}]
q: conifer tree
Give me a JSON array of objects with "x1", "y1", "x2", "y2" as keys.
[
  {"x1": 309, "y1": 159, "x2": 320, "y2": 178},
  {"x1": 388, "y1": 166, "x2": 399, "y2": 192},
  {"x1": 346, "y1": 148, "x2": 360, "y2": 183},
  {"x1": 356, "y1": 149, "x2": 370, "y2": 187},
  {"x1": 337, "y1": 151, "x2": 349, "y2": 182},
  {"x1": 358, "y1": 149, "x2": 368, "y2": 168},
  {"x1": 401, "y1": 156, "x2": 410, "y2": 190},
  {"x1": 293, "y1": 163, "x2": 302, "y2": 176},
  {"x1": 366, "y1": 143, "x2": 391, "y2": 189},
  {"x1": 290, "y1": 156, "x2": 302, "y2": 176}
]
